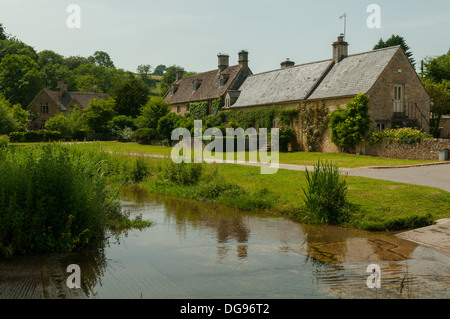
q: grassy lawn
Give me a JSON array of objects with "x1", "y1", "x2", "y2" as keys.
[
  {"x1": 202, "y1": 163, "x2": 450, "y2": 230},
  {"x1": 63, "y1": 141, "x2": 434, "y2": 168}
]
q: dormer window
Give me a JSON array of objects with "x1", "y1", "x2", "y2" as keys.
[
  {"x1": 170, "y1": 83, "x2": 179, "y2": 96},
  {"x1": 192, "y1": 79, "x2": 202, "y2": 92}
]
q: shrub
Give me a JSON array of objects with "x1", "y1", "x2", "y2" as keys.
[
  {"x1": 369, "y1": 127, "x2": 432, "y2": 145},
  {"x1": 134, "y1": 128, "x2": 157, "y2": 144},
  {"x1": 329, "y1": 94, "x2": 371, "y2": 150},
  {"x1": 0, "y1": 135, "x2": 9, "y2": 148},
  {"x1": 157, "y1": 160, "x2": 203, "y2": 186},
  {"x1": 116, "y1": 127, "x2": 135, "y2": 142},
  {"x1": 43, "y1": 130, "x2": 62, "y2": 142},
  {"x1": 9, "y1": 131, "x2": 24, "y2": 142},
  {"x1": 302, "y1": 160, "x2": 350, "y2": 224},
  {"x1": 24, "y1": 130, "x2": 43, "y2": 142}
]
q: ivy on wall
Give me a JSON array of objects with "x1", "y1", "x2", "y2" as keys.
[
  {"x1": 299, "y1": 101, "x2": 329, "y2": 152},
  {"x1": 186, "y1": 101, "x2": 209, "y2": 121},
  {"x1": 220, "y1": 106, "x2": 298, "y2": 130}
]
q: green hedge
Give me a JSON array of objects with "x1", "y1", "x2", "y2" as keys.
[{"x1": 9, "y1": 131, "x2": 63, "y2": 143}]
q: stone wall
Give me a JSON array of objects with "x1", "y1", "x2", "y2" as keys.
[{"x1": 365, "y1": 139, "x2": 450, "y2": 161}]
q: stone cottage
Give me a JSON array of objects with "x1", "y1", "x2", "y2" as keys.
[
  {"x1": 27, "y1": 80, "x2": 108, "y2": 129},
  {"x1": 225, "y1": 35, "x2": 431, "y2": 152},
  {"x1": 164, "y1": 51, "x2": 253, "y2": 115}
]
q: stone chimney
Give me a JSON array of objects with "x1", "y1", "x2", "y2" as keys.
[
  {"x1": 332, "y1": 34, "x2": 349, "y2": 63},
  {"x1": 281, "y1": 58, "x2": 295, "y2": 69},
  {"x1": 238, "y1": 50, "x2": 249, "y2": 68},
  {"x1": 176, "y1": 69, "x2": 184, "y2": 81},
  {"x1": 218, "y1": 53, "x2": 229, "y2": 71},
  {"x1": 58, "y1": 80, "x2": 67, "y2": 98},
  {"x1": 93, "y1": 82, "x2": 98, "y2": 93}
]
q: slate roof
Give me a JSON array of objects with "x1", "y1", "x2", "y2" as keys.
[
  {"x1": 42, "y1": 88, "x2": 108, "y2": 110},
  {"x1": 164, "y1": 65, "x2": 243, "y2": 104},
  {"x1": 228, "y1": 45, "x2": 401, "y2": 108},
  {"x1": 308, "y1": 46, "x2": 400, "y2": 100},
  {"x1": 230, "y1": 60, "x2": 333, "y2": 108}
]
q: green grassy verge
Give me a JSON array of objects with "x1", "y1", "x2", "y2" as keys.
[{"x1": 62, "y1": 141, "x2": 435, "y2": 168}]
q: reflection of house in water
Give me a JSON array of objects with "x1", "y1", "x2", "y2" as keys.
[
  {"x1": 156, "y1": 195, "x2": 251, "y2": 259},
  {"x1": 300, "y1": 223, "x2": 418, "y2": 264}
]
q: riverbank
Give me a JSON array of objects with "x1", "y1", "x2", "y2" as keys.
[{"x1": 8, "y1": 142, "x2": 450, "y2": 232}]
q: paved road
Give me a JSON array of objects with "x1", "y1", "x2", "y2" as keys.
[{"x1": 343, "y1": 164, "x2": 450, "y2": 192}]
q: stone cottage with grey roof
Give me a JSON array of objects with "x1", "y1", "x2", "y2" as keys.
[
  {"x1": 225, "y1": 35, "x2": 431, "y2": 152},
  {"x1": 164, "y1": 50, "x2": 252, "y2": 115},
  {"x1": 27, "y1": 80, "x2": 108, "y2": 129}
]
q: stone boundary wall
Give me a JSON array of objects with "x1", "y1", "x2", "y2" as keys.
[{"x1": 365, "y1": 139, "x2": 450, "y2": 161}]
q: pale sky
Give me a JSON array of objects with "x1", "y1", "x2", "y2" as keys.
[{"x1": 1, "y1": 0, "x2": 449, "y2": 74}]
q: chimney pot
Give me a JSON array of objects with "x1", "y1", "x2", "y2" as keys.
[
  {"x1": 218, "y1": 53, "x2": 229, "y2": 71},
  {"x1": 238, "y1": 50, "x2": 249, "y2": 68},
  {"x1": 332, "y1": 35, "x2": 349, "y2": 63},
  {"x1": 176, "y1": 69, "x2": 184, "y2": 81}
]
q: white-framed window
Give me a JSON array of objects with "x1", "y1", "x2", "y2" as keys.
[
  {"x1": 393, "y1": 85, "x2": 403, "y2": 113},
  {"x1": 225, "y1": 97, "x2": 230, "y2": 108},
  {"x1": 40, "y1": 102, "x2": 49, "y2": 114}
]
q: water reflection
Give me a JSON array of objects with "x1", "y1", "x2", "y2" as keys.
[{"x1": 1, "y1": 186, "x2": 449, "y2": 299}]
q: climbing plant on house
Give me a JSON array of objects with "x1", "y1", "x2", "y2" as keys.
[
  {"x1": 328, "y1": 93, "x2": 371, "y2": 151},
  {"x1": 220, "y1": 107, "x2": 298, "y2": 130},
  {"x1": 186, "y1": 101, "x2": 209, "y2": 121},
  {"x1": 299, "y1": 101, "x2": 329, "y2": 152}
]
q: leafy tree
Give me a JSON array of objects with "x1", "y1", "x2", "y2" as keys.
[
  {"x1": 62, "y1": 55, "x2": 89, "y2": 70},
  {"x1": 88, "y1": 51, "x2": 115, "y2": 68},
  {"x1": 160, "y1": 65, "x2": 183, "y2": 95},
  {"x1": 113, "y1": 78, "x2": 150, "y2": 117},
  {"x1": 108, "y1": 115, "x2": 137, "y2": 132},
  {"x1": 374, "y1": 35, "x2": 415, "y2": 68},
  {"x1": 10, "y1": 103, "x2": 28, "y2": 131},
  {"x1": 0, "y1": 38, "x2": 38, "y2": 62},
  {"x1": 137, "y1": 96, "x2": 170, "y2": 129},
  {"x1": 328, "y1": 94, "x2": 371, "y2": 150},
  {"x1": 157, "y1": 112, "x2": 182, "y2": 145},
  {"x1": 137, "y1": 64, "x2": 156, "y2": 89},
  {"x1": 0, "y1": 23, "x2": 8, "y2": 40},
  {"x1": 0, "y1": 54, "x2": 43, "y2": 106},
  {"x1": 44, "y1": 107, "x2": 86, "y2": 139},
  {"x1": 423, "y1": 79, "x2": 450, "y2": 137},
  {"x1": 423, "y1": 50, "x2": 450, "y2": 83},
  {"x1": 0, "y1": 95, "x2": 20, "y2": 134},
  {"x1": 153, "y1": 64, "x2": 167, "y2": 76},
  {"x1": 38, "y1": 50, "x2": 63, "y2": 68},
  {"x1": 82, "y1": 97, "x2": 117, "y2": 133},
  {"x1": 75, "y1": 63, "x2": 128, "y2": 93},
  {"x1": 45, "y1": 113, "x2": 70, "y2": 136}
]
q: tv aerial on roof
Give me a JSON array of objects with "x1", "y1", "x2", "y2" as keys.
[{"x1": 339, "y1": 12, "x2": 347, "y2": 40}]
